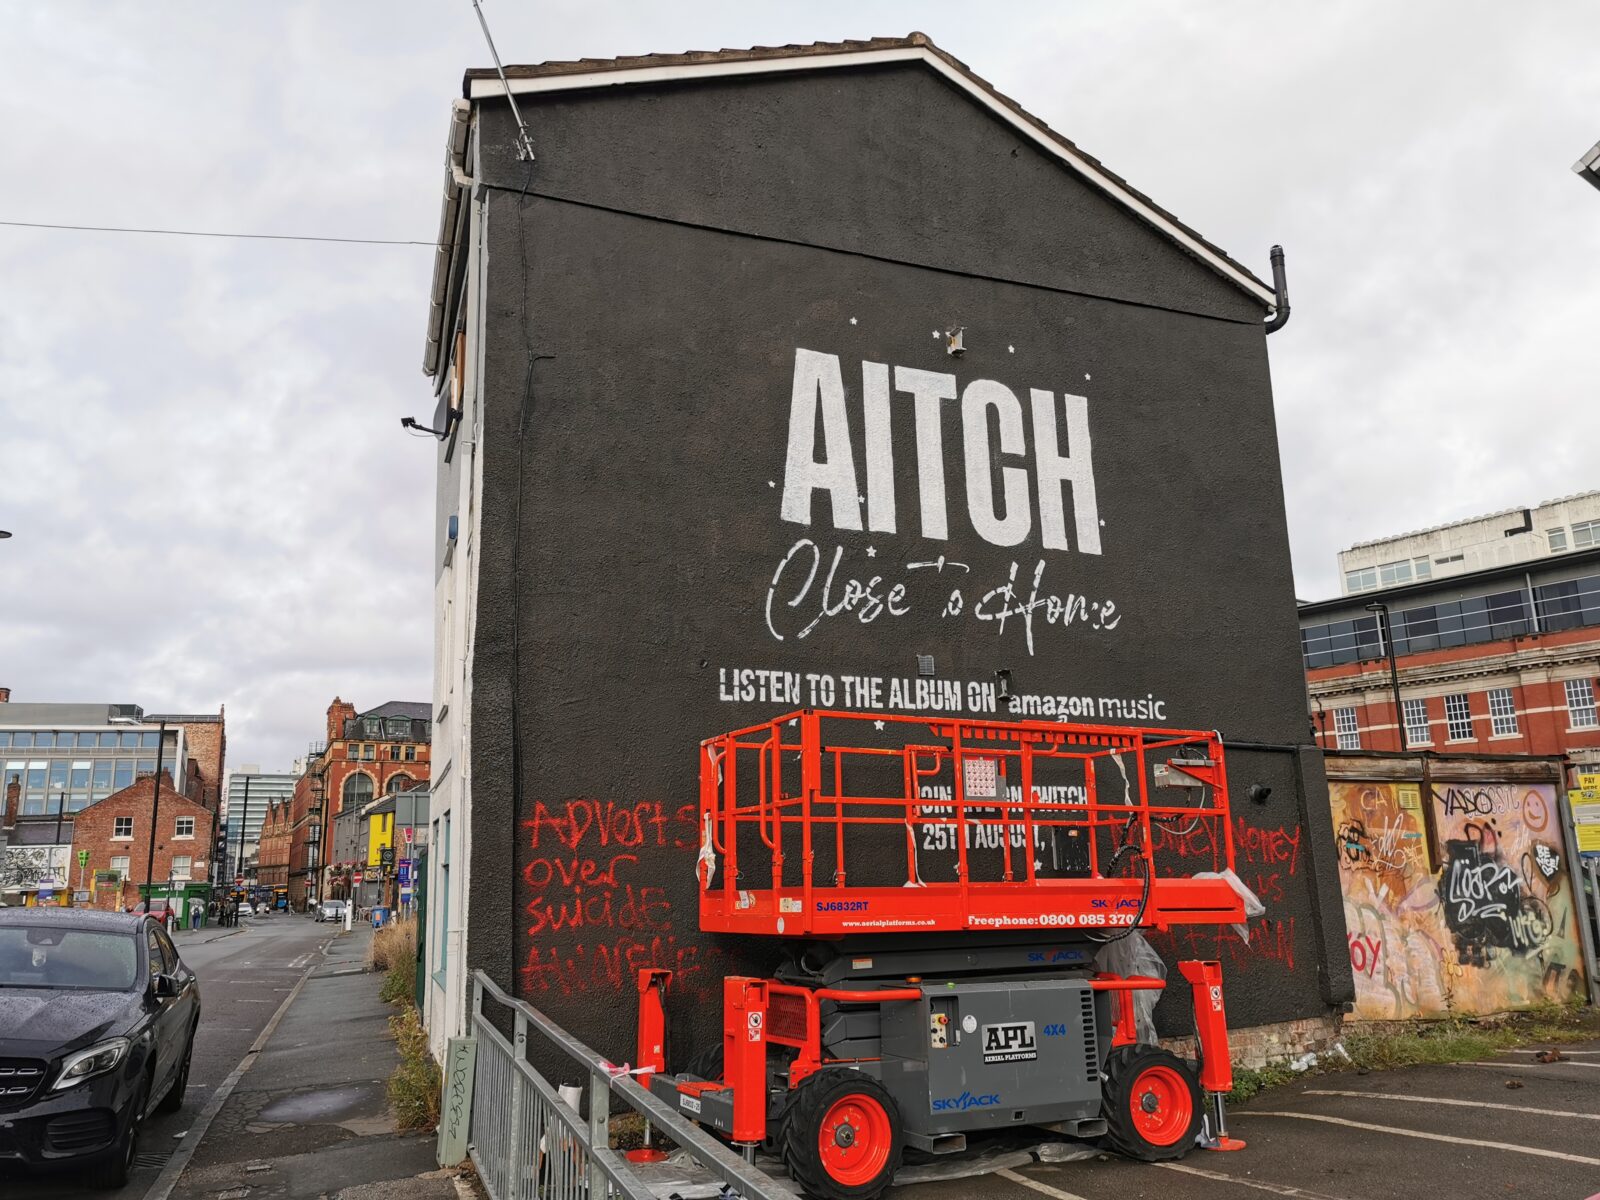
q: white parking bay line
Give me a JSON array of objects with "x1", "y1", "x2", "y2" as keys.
[
  {"x1": 1242, "y1": 1112, "x2": 1600, "y2": 1167},
  {"x1": 1452, "y1": 1060, "x2": 1600, "y2": 1071},
  {"x1": 1306, "y1": 1090, "x2": 1600, "y2": 1121},
  {"x1": 994, "y1": 1168, "x2": 1091, "y2": 1200},
  {"x1": 1157, "y1": 1160, "x2": 1353, "y2": 1199},
  {"x1": 1505, "y1": 1048, "x2": 1600, "y2": 1056}
]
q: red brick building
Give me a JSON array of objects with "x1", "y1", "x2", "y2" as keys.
[
  {"x1": 152, "y1": 710, "x2": 228, "y2": 812},
  {"x1": 287, "y1": 698, "x2": 430, "y2": 909},
  {"x1": 1300, "y1": 546, "x2": 1600, "y2": 773},
  {"x1": 257, "y1": 798, "x2": 290, "y2": 893},
  {"x1": 69, "y1": 774, "x2": 217, "y2": 910}
]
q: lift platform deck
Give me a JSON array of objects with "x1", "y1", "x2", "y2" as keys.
[{"x1": 695, "y1": 709, "x2": 1247, "y2": 938}]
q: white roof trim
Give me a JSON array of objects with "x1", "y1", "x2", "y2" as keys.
[{"x1": 468, "y1": 46, "x2": 1277, "y2": 309}]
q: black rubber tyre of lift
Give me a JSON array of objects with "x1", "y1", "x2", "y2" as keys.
[
  {"x1": 1100, "y1": 1043, "x2": 1204, "y2": 1162},
  {"x1": 781, "y1": 1068, "x2": 903, "y2": 1200},
  {"x1": 680, "y1": 1043, "x2": 724, "y2": 1082}
]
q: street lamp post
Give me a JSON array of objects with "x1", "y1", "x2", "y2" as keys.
[
  {"x1": 114, "y1": 715, "x2": 168, "y2": 912},
  {"x1": 1366, "y1": 602, "x2": 1409, "y2": 752}
]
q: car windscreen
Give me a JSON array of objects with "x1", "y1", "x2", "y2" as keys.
[{"x1": 0, "y1": 926, "x2": 140, "y2": 990}]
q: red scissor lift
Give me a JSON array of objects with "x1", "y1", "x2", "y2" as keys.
[{"x1": 637, "y1": 710, "x2": 1248, "y2": 1199}]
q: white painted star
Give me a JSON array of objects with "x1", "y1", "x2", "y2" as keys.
[
  {"x1": 1007, "y1": 345, "x2": 1015, "y2": 353},
  {"x1": 858, "y1": 495, "x2": 866, "y2": 504},
  {"x1": 768, "y1": 481, "x2": 775, "y2": 488},
  {"x1": 865, "y1": 546, "x2": 877, "y2": 558},
  {"x1": 849, "y1": 317, "x2": 858, "y2": 325},
  {"x1": 1084, "y1": 373, "x2": 1092, "y2": 380},
  {"x1": 874, "y1": 720, "x2": 886, "y2": 731},
  {"x1": 931, "y1": 330, "x2": 940, "y2": 337}
]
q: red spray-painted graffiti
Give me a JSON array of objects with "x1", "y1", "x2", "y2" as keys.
[
  {"x1": 1348, "y1": 932, "x2": 1382, "y2": 979},
  {"x1": 518, "y1": 800, "x2": 708, "y2": 997}
]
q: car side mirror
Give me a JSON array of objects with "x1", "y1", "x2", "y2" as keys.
[{"x1": 152, "y1": 973, "x2": 180, "y2": 999}]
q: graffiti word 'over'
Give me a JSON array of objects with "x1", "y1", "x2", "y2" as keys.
[{"x1": 781, "y1": 348, "x2": 1101, "y2": 553}]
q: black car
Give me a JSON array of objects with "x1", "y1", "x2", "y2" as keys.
[{"x1": 0, "y1": 908, "x2": 201, "y2": 1187}]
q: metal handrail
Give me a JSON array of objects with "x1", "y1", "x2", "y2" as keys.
[{"x1": 469, "y1": 970, "x2": 795, "y2": 1200}]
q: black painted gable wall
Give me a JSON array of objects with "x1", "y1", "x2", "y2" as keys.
[{"x1": 461, "y1": 61, "x2": 1351, "y2": 1060}]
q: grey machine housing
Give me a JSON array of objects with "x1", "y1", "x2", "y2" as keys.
[{"x1": 655, "y1": 938, "x2": 1118, "y2": 1153}]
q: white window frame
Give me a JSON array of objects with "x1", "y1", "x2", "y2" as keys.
[
  {"x1": 1378, "y1": 559, "x2": 1414, "y2": 588},
  {"x1": 1333, "y1": 707, "x2": 1360, "y2": 750},
  {"x1": 112, "y1": 815, "x2": 133, "y2": 840},
  {"x1": 1345, "y1": 567, "x2": 1377, "y2": 594},
  {"x1": 1401, "y1": 698, "x2": 1431, "y2": 746},
  {"x1": 1548, "y1": 527, "x2": 1569, "y2": 552},
  {"x1": 1444, "y1": 692, "x2": 1474, "y2": 741},
  {"x1": 109, "y1": 854, "x2": 130, "y2": 878},
  {"x1": 1487, "y1": 687, "x2": 1519, "y2": 737},
  {"x1": 1566, "y1": 678, "x2": 1599, "y2": 731},
  {"x1": 171, "y1": 855, "x2": 192, "y2": 881},
  {"x1": 1573, "y1": 520, "x2": 1600, "y2": 551},
  {"x1": 174, "y1": 815, "x2": 195, "y2": 839}
]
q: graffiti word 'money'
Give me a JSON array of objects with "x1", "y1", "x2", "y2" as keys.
[{"x1": 781, "y1": 348, "x2": 1101, "y2": 554}]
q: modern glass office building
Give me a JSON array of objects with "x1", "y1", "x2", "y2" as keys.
[{"x1": 0, "y1": 703, "x2": 187, "y2": 819}]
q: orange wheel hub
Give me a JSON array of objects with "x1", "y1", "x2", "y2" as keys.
[
  {"x1": 818, "y1": 1093, "x2": 892, "y2": 1186},
  {"x1": 1128, "y1": 1064, "x2": 1193, "y2": 1146}
]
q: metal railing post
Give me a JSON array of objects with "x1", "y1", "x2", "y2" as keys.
[
  {"x1": 507, "y1": 1010, "x2": 526, "y2": 1200},
  {"x1": 589, "y1": 1067, "x2": 611, "y2": 1198}
]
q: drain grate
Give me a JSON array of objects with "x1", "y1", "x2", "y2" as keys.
[{"x1": 134, "y1": 1151, "x2": 172, "y2": 1170}]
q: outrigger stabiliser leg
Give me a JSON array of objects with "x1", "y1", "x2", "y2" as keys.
[{"x1": 1179, "y1": 961, "x2": 1246, "y2": 1152}]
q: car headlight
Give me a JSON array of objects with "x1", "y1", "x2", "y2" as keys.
[{"x1": 52, "y1": 1038, "x2": 131, "y2": 1090}]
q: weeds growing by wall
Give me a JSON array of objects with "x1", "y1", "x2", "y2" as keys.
[{"x1": 372, "y1": 918, "x2": 439, "y2": 1131}]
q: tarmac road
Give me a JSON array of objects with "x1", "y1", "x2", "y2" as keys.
[
  {"x1": 892, "y1": 1041, "x2": 1600, "y2": 1200},
  {"x1": 0, "y1": 912, "x2": 334, "y2": 1200}
]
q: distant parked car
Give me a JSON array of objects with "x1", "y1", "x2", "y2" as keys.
[
  {"x1": 0, "y1": 909, "x2": 201, "y2": 1188},
  {"x1": 236, "y1": 902, "x2": 254, "y2": 917},
  {"x1": 314, "y1": 900, "x2": 347, "y2": 923}
]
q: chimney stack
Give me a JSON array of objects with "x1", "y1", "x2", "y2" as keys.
[{"x1": 0, "y1": 686, "x2": 11, "y2": 703}]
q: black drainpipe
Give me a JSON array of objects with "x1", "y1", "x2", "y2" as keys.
[{"x1": 1264, "y1": 245, "x2": 1291, "y2": 334}]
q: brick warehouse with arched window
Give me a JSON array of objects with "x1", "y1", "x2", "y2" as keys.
[{"x1": 285, "y1": 697, "x2": 430, "y2": 909}]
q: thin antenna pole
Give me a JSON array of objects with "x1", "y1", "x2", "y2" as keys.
[{"x1": 470, "y1": 0, "x2": 537, "y2": 161}]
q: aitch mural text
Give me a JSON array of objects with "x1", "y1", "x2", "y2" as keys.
[
  {"x1": 1331, "y1": 781, "x2": 1586, "y2": 1019},
  {"x1": 780, "y1": 348, "x2": 1101, "y2": 550},
  {"x1": 770, "y1": 348, "x2": 1118, "y2": 657}
]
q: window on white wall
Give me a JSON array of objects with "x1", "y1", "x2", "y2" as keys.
[
  {"x1": 1334, "y1": 708, "x2": 1360, "y2": 750},
  {"x1": 1345, "y1": 567, "x2": 1377, "y2": 593},
  {"x1": 1548, "y1": 528, "x2": 1569, "y2": 552},
  {"x1": 1444, "y1": 693, "x2": 1474, "y2": 741},
  {"x1": 1566, "y1": 679, "x2": 1599, "y2": 730},
  {"x1": 1402, "y1": 698, "x2": 1430, "y2": 745},
  {"x1": 1487, "y1": 688, "x2": 1519, "y2": 736},
  {"x1": 1573, "y1": 520, "x2": 1600, "y2": 550},
  {"x1": 434, "y1": 810, "x2": 451, "y2": 983}
]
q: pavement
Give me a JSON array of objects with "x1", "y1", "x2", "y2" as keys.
[
  {"x1": 163, "y1": 917, "x2": 457, "y2": 1200},
  {"x1": 891, "y1": 1041, "x2": 1600, "y2": 1200}
]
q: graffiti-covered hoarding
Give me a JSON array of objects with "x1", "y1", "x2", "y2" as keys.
[
  {"x1": 1333, "y1": 777, "x2": 1587, "y2": 1018},
  {"x1": 447, "y1": 45, "x2": 1347, "y2": 1061}
]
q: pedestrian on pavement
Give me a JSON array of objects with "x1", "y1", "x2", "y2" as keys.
[{"x1": 189, "y1": 897, "x2": 204, "y2": 930}]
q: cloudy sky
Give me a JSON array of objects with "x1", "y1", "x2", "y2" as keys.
[{"x1": 3, "y1": 2, "x2": 1598, "y2": 771}]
